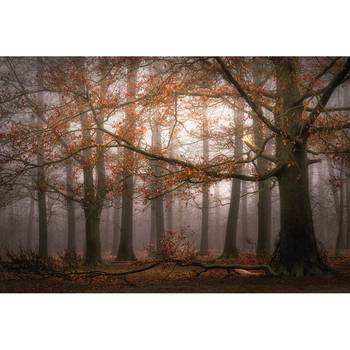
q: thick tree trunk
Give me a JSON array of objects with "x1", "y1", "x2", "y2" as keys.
[
  {"x1": 272, "y1": 144, "x2": 325, "y2": 275},
  {"x1": 84, "y1": 205, "x2": 102, "y2": 265},
  {"x1": 271, "y1": 58, "x2": 327, "y2": 275},
  {"x1": 66, "y1": 161, "x2": 76, "y2": 253}
]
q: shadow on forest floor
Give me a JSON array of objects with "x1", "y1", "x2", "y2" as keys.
[{"x1": 1, "y1": 251, "x2": 350, "y2": 293}]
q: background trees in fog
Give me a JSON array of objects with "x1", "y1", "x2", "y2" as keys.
[{"x1": 1, "y1": 57, "x2": 350, "y2": 275}]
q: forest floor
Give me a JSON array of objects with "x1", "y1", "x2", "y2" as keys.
[{"x1": 2, "y1": 252, "x2": 350, "y2": 293}]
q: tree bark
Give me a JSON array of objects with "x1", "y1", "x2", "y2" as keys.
[
  {"x1": 66, "y1": 160, "x2": 76, "y2": 253},
  {"x1": 221, "y1": 107, "x2": 243, "y2": 258},
  {"x1": 80, "y1": 112, "x2": 102, "y2": 265},
  {"x1": 150, "y1": 121, "x2": 165, "y2": 256},
  {"x1": 199, "y1": 113, "x2": 209, "y2": 255},
  {"x1": 117, "y1": 174, "x2": 136, "y2": 260},
  {"x1": 241, "y1": 181, "x2": 248, "y2": 250},
  {"x1": 252, "y1": 61, "x2": 272, "y2": 258},
  {"x1": 117, "y1": 61, "x2": 138, "y2": 261},
  {"x1": 271, "y1": 58, "x2": 326, "y2": 276},
  {"x1": 36, "y1": 58, "x2": 48, "y2": 258},
  {"x1": 111, "y1": 196, "x2": 121, "y2": 256},
  {"x1": 26, "y1": 197, "x2": 35, "y2": 251}
]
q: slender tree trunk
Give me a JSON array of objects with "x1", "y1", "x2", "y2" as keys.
[
  {"x1": 214, "y1": 183, "x2": 221, "y2": 250},
  {"x1": 177, "y1": 198, "x2": 183, "y2": 233},
  {"x1": 328, "y1": 161, "x2": 345, "y2": 255},
  {"x1": 117, "y1": 62, "x2": 138, "y2": 261},
  {"x1": 199, "y1": 114, "x2": 209, "y2": 255},
  {"x1": 26, "y1": 197, "x2": 35, "y2": 250},
  {"x1": 252, "y1": 64, "x2": 272, "y2": 258},
  {"x1": 80, "y1": 112, "x2": 102, "y2": 265},
  {"x1": 36, "y1": 58, "x2": 48, "y2": 257},
  {"x1": 165, "y1": 192, "x2": 174, "y2": 233},
  {"x1": 111, "y1": 196, "x2": 121, "y2": 256},
  {"x1": 271, "y1": 58, "x2": 326, "y2": 275},
  {"x1": 66, "y1": 161, "x2": 76, "y2": 253},
  {"x1": 117, "y1": 174, "x2": 136, "y2": 260},
  {"x1": 346, "y1": 165, "x2": 350, "y2": 248},
  {"x1": 221, "y1": 108, "x2": 243, "y2": 258},
  {"x1": 150, "y1": 121, "x2": 165, "y2": 256},
  {"x1": 199, "y1": 183, "x2": 209, "y2": 255},
  {"x1": 317, "y1": 161, "x2": 327, "y2": 246},
  {"x1": 241, "y1": 181, "x2": 248, "y2": 250},
  {"x1": 256, "y1": 179, "x2": 272, "y2": 257},
  {"x1": 336, "y1": 178, "x2": 344, "y2": 255},
  {"x1": 149, "y1": 199, "x2": 156, "y2": 256},
  {"x1": 37, "y1": 152, "x2": 48, "y2": 257}
]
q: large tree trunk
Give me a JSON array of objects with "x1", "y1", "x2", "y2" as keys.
[
  {"x1": 271, "y1": 58, "x2": 326, "y2": 276},
  {"x1": 221, "y1": 108, "x2": 243, "y2": 259},
  {"x1": 84, "y1": 205, "x2": 102, "y2": 265},
  {"x1": 66, "y1": 161, "x2": 76, "y2": 253}
]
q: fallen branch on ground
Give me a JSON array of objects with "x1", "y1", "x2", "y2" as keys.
[{"x1": 1, "y1": 260, "x2": 279, "y2": 280}]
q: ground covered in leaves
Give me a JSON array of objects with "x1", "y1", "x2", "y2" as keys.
[{"x1": 1, "y1": 251, "x2": 350, "y2": 293}]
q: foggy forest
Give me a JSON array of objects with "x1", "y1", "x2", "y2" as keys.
[{"x1": 1, "y1": 56, "x2": 350, "y2": 292}]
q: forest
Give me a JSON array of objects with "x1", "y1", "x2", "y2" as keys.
[{"x1": 1, "y1": 56, "x2": 350, "y2": 292}]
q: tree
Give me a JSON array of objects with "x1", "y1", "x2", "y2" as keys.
[
  {"x1": 199, "y1": 112, "x2": 209, "y2": 256},
  {"x1": 221, "y1": 107, "x2": 244, "y2": 259},
  {"x1": 117, "y1": 61, "x2": 139, "y2": 261}
]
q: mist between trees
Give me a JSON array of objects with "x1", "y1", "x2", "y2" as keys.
[{"x1": 1, "y1": 57, "x2": 350, "y2": 276}]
